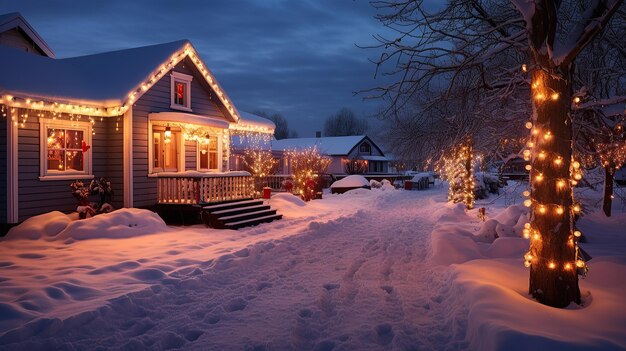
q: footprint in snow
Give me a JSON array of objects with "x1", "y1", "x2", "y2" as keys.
[
  {"x1": 323, "y1": 283, "x2": 340, "y2": 291},
  {"x1": 224, "y1": 297, "x2": 247, "y2": 312},
  {"x1": 298, "y1": 309, "x2": 313, "y2": 318},
  {"x1": 381, "y1": 285, "x2": 394, "y2": 294},
  {"x1": 256, "y1": 281, "x2": 273, "y2": 291}
]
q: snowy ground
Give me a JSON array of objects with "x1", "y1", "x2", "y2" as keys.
[{"x1": 1, "y1": 183, "x2": 625, "y2": 350}]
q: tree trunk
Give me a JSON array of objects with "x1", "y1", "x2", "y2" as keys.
[
  {"x1": 528, "y1": 67, "x2": 581, "y2": 307},
  {"x1": 603, "y1": 163, "x2": 615, "y2": 217}
]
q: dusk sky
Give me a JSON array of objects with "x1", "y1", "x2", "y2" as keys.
[{"x1": 0, "y1": 0, "x2": 399, "y2": 137}]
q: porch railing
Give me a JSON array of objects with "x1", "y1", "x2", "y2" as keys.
[
  {"x1": 255, "y1": 174, "x2": 294, "y2": 192},
  {"x1": 157, "y1": 172, "x2": 254, "y2": 204}
]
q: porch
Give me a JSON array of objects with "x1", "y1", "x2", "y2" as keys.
[{"x1": 154, "y1": 172, "x2": 283, "y2": 228}]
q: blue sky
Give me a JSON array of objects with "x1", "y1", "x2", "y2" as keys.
[{"x1": 1, "y1": 0, "x2": 401, "y2": 137}]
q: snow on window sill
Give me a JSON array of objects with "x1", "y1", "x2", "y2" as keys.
[{"x1": 39, "y1": 174, "x2": 94, "y2": 181}]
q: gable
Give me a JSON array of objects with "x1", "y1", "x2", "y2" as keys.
[
  {"x1": 136, "y1": 56, "x2": 231, "y2": 122},
  {"x1": 0, "y1": 13, "x2": 54, "y2": 57}
]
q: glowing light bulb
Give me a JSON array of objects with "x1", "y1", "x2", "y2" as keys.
[
  {"x1": 525, "y1": 165, "x2": 532, "y2": 171},
  {"x1": 522, "y1": 64, "x2": 527, "y2": 72},
  {"x1": 556, "y1": 206, "x2": 564, "y2": 215},
  {"x1": 573, "y1": 96, "x2": 581, "y2": 104},
  {"x1": 564, "y1": 263, "x2": 572, "y2": 270},
  {"x1": 572, "y1": 161, "x2": 580, "y2": 169},
  {"x1": 535, "y1": 173, "x2": 544, "y2": 182},
  {"x1": 554, "y1": 157, "x2": 562, "y2": 166},
  {"x1": 531, "y1": 128, "x2": 539, "y2": 136},
  {"x1": 574, "y1": 173, "x2": 582, "y2": 180},
  {"x1": 576, "y1": 260, "x2": 585, "y2": 268},
  {"x1": 548, "y1": 262, "x2": 556, "y2": 269},
  {"x1": 523, "y1": 190, "x2": 530, "y2": 197},
  {"x1": 524, "y1": 199, "x2": 532, "y2": 207},
  {"x1": 525, "y1": 121, "x2": 533, "y2": 129},
  {"x1": 573, "y1": 205, "x2": 581, "y2": 213},
  {"x1": 574, "y1": 230, "x2": 581, "y2": 237},
  {"x1": 550, "y1": 93, "x2": 559, "y2": 100},
  {"x1": 557, "y1": 180, "x2": 566, "y2": 189},
  {"x1": 538, "y1": 151, "x2": 546, "y2": 160},
  {"x1": 524, "y1": 223, "x2": 531, "y2": 229},
  {"x1": 539, "y1": 205, "x2": 546, "y2": 214}
]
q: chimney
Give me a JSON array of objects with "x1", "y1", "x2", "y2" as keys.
[{"x1": 315, "y1": 131, "x2": 321, "y2": 138}]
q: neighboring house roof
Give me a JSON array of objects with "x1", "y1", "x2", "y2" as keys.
[
  {"x1": 271, "y1": 135, "x2": 384, "y2": 156},
  {"x1": 0, "y1": 39, "x2": 240, "y2": 122},
  {"x1": 0, "y1": 12, "x2": 55, "y2": 57}
]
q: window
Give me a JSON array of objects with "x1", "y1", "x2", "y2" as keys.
[
  {"x1": 40, "y1": 119, "x2": 92, "y2": 179},
  {"x1": 170, "y1": 71, "x2": 193, "y2": 111},
  {"x1": 198, "y1": 136, "x2": 219, "y2": 171},
  {"x1": 360, "y1": 142, "x2": 371, "y2": 154},
  {"x1": 152, "y1": 126, "x2": 181, "y2": 172}
]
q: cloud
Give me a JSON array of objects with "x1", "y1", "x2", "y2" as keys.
[{"x1": 1, "y1": 0, "x2": 396, "y2": 136}]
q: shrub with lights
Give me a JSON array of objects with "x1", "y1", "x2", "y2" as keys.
[{"x1": 286, "y1": 146, "x2": 331, "y2": 201}]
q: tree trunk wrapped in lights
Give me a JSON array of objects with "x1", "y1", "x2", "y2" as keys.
[
  {"x1": 524, "y1": 68, "x2": 581, "y2": 307},
  {"x1": 443, "y1": 138, "x2": 475, "y2": 210},
  {"x1": 286, "y1": 146, "x2": 331, "y2": 201}
]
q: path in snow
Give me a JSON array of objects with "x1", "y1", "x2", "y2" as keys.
[{"x1": 1, "y1": 189, "x2": 470, "y2": 350}]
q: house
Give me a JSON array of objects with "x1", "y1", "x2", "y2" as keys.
[
  {"x1": 270, "y1": 135, "x2": 392, "y2": 177},
  {"x1": 0, "y1": 13, "x2": 275, "y2": 226}
]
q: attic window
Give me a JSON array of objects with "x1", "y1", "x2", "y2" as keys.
[
  {"x1": 170, "y1": 71, "x2": 193, "y2": 112},
  {"x1": 360, "y1": 142, "x2": 371, "y2": 154}
]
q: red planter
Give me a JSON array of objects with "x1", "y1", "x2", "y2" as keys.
[{"x1": 263, "y1": 187, "x2": 272, "y2": 199}]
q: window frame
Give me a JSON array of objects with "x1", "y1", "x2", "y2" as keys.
[
  {"x1": 196, "y1": 133, "x2": 222, "y2": 172},
  {"x1": 359, "y1": 142, "x2": 371, "y2": 154},
  {"x1": 148, "y1": 122, "x2": 185, "y2": 174},
  {"x1": 39, "y1": 118, "x2": 93, "y2": 180},
  {"x1": 170, "y1": 71, "x2": 193, "y2": 112}
]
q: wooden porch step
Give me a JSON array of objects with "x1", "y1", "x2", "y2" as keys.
[
  {"x1": 212, "y1": 204, "x2": 271, "y2": 217},
  {"x1": 202, "y1": 199, "x2": 263, "y2": 212},
  {"x1": 201, "y1": 197, "x2": 283, "y2": 229},
  {"x1": 218, "y1": 209, "x2": 277, "y2": 223},
  {"x1": 224, "y1": 214, "x2": 283, "y2": 230}
]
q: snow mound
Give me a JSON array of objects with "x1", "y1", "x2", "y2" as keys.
[
  {"x1": 330, "y1": 175, "x2": 369, "y2": 188},
  {"x1": 57, "y1": 208, "x2": 168, "y2": 240},
  {"x1": 381, "y1": 179, "x2": 395, "y2": 190},
  {"x1": 4, "y1": 211, "x2": 72, "y2": 240},
  {"x1": 270, "y1": 193, "x2": 306, "y2": 218},
  {"x1": 454, "y1": 259, "x2": 626, "y2": 351}
]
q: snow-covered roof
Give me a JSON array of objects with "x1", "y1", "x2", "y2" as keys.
[
  {"x1": 271, "y1": 135, "x2": 367, "y2": 155},
  {"x1": 0, "y1": 40, "x2": 185, "y2": 105},
  {"x1": 0, "y1": 39, "x2": 240, "y2": 121},
  {"x1": 237, "y1": 111, "x2": 276, "y2": 132},
  {"x1": 0, "y1": 12, "x2": 55, "y2": 58},
  {"x1": 360, "y1": 155, "x2": 389, "y2": 161}
]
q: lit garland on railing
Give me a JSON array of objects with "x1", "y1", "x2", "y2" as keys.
[
  {"x1": 521, "y1": 67, "x2": 588, "y2": 274},
  {"x1": 0, "y1": 43, "x2": 240, "y2": 121}
]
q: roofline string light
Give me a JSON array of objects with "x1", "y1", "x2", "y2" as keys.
[{"x1": 0, "y1": 44, "x2": 240, "y2": 122}]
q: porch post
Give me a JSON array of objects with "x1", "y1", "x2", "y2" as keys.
[
  {"x1": 7, "y1": 107, "x2": 18, "y2": 223},
  {"x1": 123, "y1": 109, "x2": 134, "y2": 208}
]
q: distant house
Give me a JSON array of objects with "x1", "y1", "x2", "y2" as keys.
[
  {"x1": 270, "y1": 135, "x2": 391, "y2": 176},
  {"x1": 0, "y1": 13, "x2": 274, "y2": 225}
]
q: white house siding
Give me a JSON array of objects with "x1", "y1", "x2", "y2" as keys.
[
  {"x1": 15, "y1": 110, "x2": 123, "y2": 222},
  {"x1": 131, "y1": 57, "x2": 230, "y2": 208}
]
